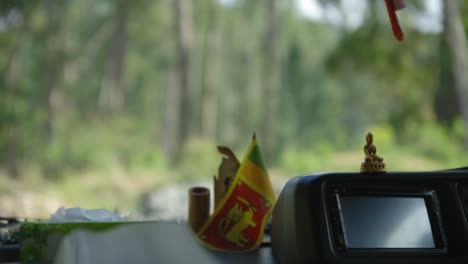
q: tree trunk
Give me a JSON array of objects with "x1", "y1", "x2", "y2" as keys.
[
  {"x1": 199, "y1": 0, "x2": 219, "y2": 139},
  {"x1": 6, "y1": 126, "x2": 18, "y2": 179},
  {"x1": 166, "y1": 0, "x2": 194, "y2": 164},
  {"x1": 43, "y1": 0, "x2": 68, "y2": 178},
  {"x1": 100, "y1": 0, "x2": 128, "y2": 113},
  {"x1": 2, "y1": 34, "x2": 22, "y2": 179},
  {"x1": 260, "y1": 0, "x2": 278, "y2": 162},
  {"x1": 444, "y1": 0, "x2": 468, "y2": 147},
  {"x1": 434, "y1": 29, "x2": 459, "y2": 125},
  {"x1": 175, "y1": 0, "x2": 195, "y2": 158},
  {"x1": 162, "y1": 70, "x2": 180, "y2": 165}
]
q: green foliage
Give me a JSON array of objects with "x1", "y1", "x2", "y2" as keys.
[
  {"x1": 0, "y1": 0, "x2": 467, "y2": 217},
  {"x1": 406, "y1": 122, "x2": 464, "y2": 163},
  {"x1": 37, "y1": 116, "x2": 166, "y2": 177},
  {"x1": 178, "y1": 137, "x2": 219, "y2": 181},
  {"x1": 453, "y1": 117, "x2": 466, "y2": 143},
  {"x1": 279, "y1": 141, "x2": 334, "y2": 175},
  {"x1": 367, "y1": 124, "x2": 396, "y2": 149}
]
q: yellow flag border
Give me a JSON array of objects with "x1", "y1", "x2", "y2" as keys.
[
  {"x1": 196, "y1": 138, "x2": 275, "y2": 252},
  {"x1": 240, "y1": 167, "x2": 275, "y2": 202}
]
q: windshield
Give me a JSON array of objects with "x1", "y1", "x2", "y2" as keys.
[{"x1": 0, "y1": 0, "x2": 466, "y2": 221}]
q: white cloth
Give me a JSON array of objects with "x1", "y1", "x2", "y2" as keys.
[
  {"x1": 54, "y1": 222, "x2": 275, "y2": 264},
  {"x1": 49, "y1": 207, "x2": 123, "y2": 222}
]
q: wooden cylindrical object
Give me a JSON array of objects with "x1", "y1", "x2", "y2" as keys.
[{"x1": 188, "y1": 187, "x2": 210, "y2": 233}]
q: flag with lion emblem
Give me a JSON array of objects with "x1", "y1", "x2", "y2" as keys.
[{"x1": 197, "y1": 135, "x2": 276, "y2": 252}]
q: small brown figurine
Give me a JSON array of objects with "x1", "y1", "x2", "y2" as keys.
[{"x1": 361, "y1": 132, "x2": 386, "y2": 173}]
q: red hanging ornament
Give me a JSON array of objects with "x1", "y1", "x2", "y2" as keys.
[{"x1": 385, "y1": 0, "x2": 405, "y2": 42}]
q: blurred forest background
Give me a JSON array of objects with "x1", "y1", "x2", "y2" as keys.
[{"x1": 1, "y1": 0, "x2": 468, "y2": 218}]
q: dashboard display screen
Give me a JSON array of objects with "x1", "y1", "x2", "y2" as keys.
[{"x1": 339, "y1": 196, "x2": 435, "y2": 248}]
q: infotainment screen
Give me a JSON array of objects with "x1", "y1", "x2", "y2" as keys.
[{"x1": 339, "y1": 196, "x2": 435, "y2": 248}]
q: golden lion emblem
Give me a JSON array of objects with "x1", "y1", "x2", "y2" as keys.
[{"x1": 217, "y1": 197, "x2": 257, "y2": 247}]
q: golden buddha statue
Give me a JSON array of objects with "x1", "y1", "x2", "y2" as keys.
[
  {"x1": 361, "y1": 132, "x2": 386, "y2": 173},
  {"x1": 364, "y1": 132, "x2": 384, "y2": 162}
]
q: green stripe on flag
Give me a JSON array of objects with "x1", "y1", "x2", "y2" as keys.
[{"x1": 248, "y1": 144, "x2": 267, "y2": 173}]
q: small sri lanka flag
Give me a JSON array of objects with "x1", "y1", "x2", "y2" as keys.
[{"x1": 197, "y1": 135, "x2": 276, "y2": 252}]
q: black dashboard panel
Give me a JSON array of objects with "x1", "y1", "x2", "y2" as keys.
[
  {"x1": 271, "y1": 171, "x2": 468, "y2": 264},
  {"x1": 327, "y1": 188, "x2": 444, "y2": 253}
]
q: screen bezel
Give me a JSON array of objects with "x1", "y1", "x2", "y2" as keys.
[{"x1": 326, "y1": 186, "x2": 447, "y2": 255}]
